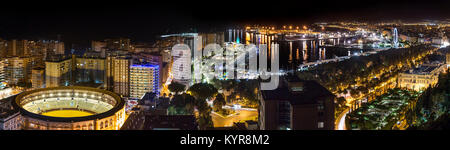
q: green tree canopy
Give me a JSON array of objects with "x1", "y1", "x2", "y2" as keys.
[
  {"x1": 187, "y1": 83, "x2": 218, "y2": 100},
  {"x1": 213, "y1": 93, "x2": 226, "y2": 112},
  {"x1": 168, "y1": 82, "x2": 186, "y2": 95}
]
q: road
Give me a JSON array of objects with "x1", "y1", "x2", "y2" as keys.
[
  {"x1": 336, "y1": 108, "x2": 350, "y2": 130},
  {"x1": 211, "y1": 109, "x2": 258, "y2": 127}
]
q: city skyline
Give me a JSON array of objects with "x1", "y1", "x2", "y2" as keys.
[{"x1": 1, "y1": 1, "x2": 450, "y2": 146}]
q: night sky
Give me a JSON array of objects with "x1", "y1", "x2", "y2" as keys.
[{"x1": 0, "y1": 0, "x2": 449, "y2": 47}]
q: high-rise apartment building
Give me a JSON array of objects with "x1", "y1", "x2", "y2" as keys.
[
  {"x1": 105, "y1": 38, "x2": 132, "y2": 51},
  {"x1": 45, "y1": 57, "x2": 72, "y2": 87},
  {"x1": 74, "y1": 56, "x2": 106, "y2": 84},
  {"x1": 106, "y1": 55, "x2": 131, "y2": 97},
  {"x1": 171, "y1": 44, "x2": 191, "y2": 86},
  {"x1": 4, "y1": 57, "x2": 31, "y2": 86},
  {"x1": 129, "y1": 64, "x2": 159, "y2": 99},
  {"x1": 0, "y1": 59, "x2": 6, "y2": 89},
  {"x1": 31, "y1": 67, "x2": 45, "y2": 89},
  {"x1": 0, "y1": 39, "x2": 6, "y2": 58},
  {"x1": 6, "y1": 40, "x2": 29, "y2": 57}
]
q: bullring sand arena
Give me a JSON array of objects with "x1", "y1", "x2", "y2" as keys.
[{"x1": 12, "y1": 86, "x2": 126, "y2": 130}]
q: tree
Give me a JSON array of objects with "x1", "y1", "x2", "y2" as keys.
[
  {"x1": 195, "y1": 97, "x2": 214, "y2": 130},
  {"x1": 336, "y1": 97, "x2": 347, "y2": 108},
  {"x1": 187, "y1": 83, "x2": 218, "y2": 100},
  {"x1": 235, "y1": 79, "x2": 259, "y2": 106},
  {"x1": 197, "y1": 114, "x2": 214, "y2": 130},
  {"x1": 168, "y1": 93, "x2": 196, "y2": 115},
  {"x1": 213, "y1": 94, "x2": 226, "y2": 112},
  {"x1": 168, "y1": 82, "x2": 186, "y2": 95},
  {"x1": 183, "y1": 93, "x2": 196, "y2": 114},
  {"x1": 350, "y1": 89, "x2": 360, "y2": 99},
  {"x1": 170, "y1": 94, "x2": 182, "y2": 106}
]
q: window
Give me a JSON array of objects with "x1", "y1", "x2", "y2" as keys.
[
  {"x1": 317, "y1": 105, "x2": 324, "y2": 110},
  {"x1": 318, "y1": 112, "x2": 324, "y2": 117},
  {"x1": 318, "y1": 122, "x2": 324, "y2": 128}
]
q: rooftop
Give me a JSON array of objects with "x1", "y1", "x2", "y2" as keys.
[
  {"x1": 143, "y1": 115, "x2": 198, "y2": 130},
  {"x1": 260, "y1": 76, "x2": 335, "y2": 105},
  {"x1": 405, "y1": 64, "x2": 440, "y2": 75},
  {"x1": 0, "y1": 97, "x2": 18, "y2": 119},
  {"x1": 131, "y1": 64, "x2": 159, "y2": 69}
]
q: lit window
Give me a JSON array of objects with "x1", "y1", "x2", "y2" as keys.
[{"x1": 318, "y1": 122, "x2": 324, "y2": 128}]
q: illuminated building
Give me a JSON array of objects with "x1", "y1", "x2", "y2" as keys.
[
  {"x1": 5, "y1": 56, "x2": 31, "y2": 85},
  {"x1": 160, "y1": 33, "x2": 201, "y2": 86},
  {"x1": 398, "y1": 64, "x2": 446, "y2": 91},
  {"x1": 432, "y1": 37, "x2": 444, "y2": 45},
  {"x1": 227, "y1": 29, "x2": 244, "y2": 43},
  {"x1": 0, "y1": 59, "x2": 5, "y2": 89},
  {"x1": 133, "y1": 52, "x2": 164, "y2": 87},
  {"x1": 259, "y1": 76, "x2": 335, "y2": 130},
  {"x1": 41, "y1": 40, "x2": 65, "y2": 57},
  {"x1": 90, "y1": 41, "x2": 107, "y2": 57},
  {"x1": 74, "y1": 56, "x2": 106, "y2": 84},
  {"x1": 91, "y1": 41, "x2": 107, "y2": 52},
  {"x1": 0, "y1": 39, "x2": 7, "y2": 58},
  {"x1": 12, "y1": 86, "x2": 125, "y2": 130},
  {"x1": 6, "y1": 40, "x2": 29, "y2": 57},
  {"x1": 171, "y1": 44, "x2": 191, "y2": 86},
  {"x1": 29, "y1": 40, "x2": 65, "y2": 61},
  {"x1": 200, "y1": 32, "x2": 225, "y2": 48},
  {"x1": 0, "y1": 107, "x2": 21, "y2": 130},
  {"x1": 160, "y1": 33, "x2": 202, "y2": 59},
  {"x1": 161, "y1": 50, "x2": 171, "y2": 63},
  {"x1": 45, "y1": 56, "x2": 72, "y2": 88},
  {"x1": 31, "y1": 67, "x2": 45, "y2": 89},
  {"x1": 105, "y1": 38, "x2": 132, "y2": 51},
  {"x1": 129, "y1": 64, "x2": 159, "y2": 99},
  {"x1": 133, "y1": 43, "x2": 156, "y2": 53},
  {"x1": 160, "y1": 50, "x2": 172, "y2": 84},
  {"x1": 106, "y1": 55, "x2": 131, "y2": 97}
]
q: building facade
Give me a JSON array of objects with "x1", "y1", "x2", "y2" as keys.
[
  {"x1": 259, "y1": 77, "x2": 335, "y2": 130},
  {"x1": 105, "y1": 38, "x2": 132, "y2": 51},
  {"x1": 171, "y1": 44, "x2": 191, "y2": 86},
  {"x1": 1, "y1": 97, "x2": 22, "y2": 130},
  {"x1": 0, "y1": 109, "x2": 22, "y2": 130},
  {"x1": 74, "y1": 56, "x2": 106, "y2": 84},
  {"x1": 0, "y1": 59, "x2": 5, "y2": 89},
  {"x1": 5, "y1": 56, "x2": 31, "y2": 86},
  {"x1": 129, "y1": 64, "x2": 159, "y2": 99},
  {"x1": 106, "y1": 55, "x2": 131, "y2": 97},
  {"x1": 398, "y1": 64, "x2": 446, "y2": 91},
  {"x1": 31, "y1": 67, "x2": 45, "y2": 89},
  {"x1": 45, "y1": 57, "x2": 72, "y2": 88}
]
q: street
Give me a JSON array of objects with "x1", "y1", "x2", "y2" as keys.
[{"x1": 211, "y1": 109, "x2": 258, "y2": 127}]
